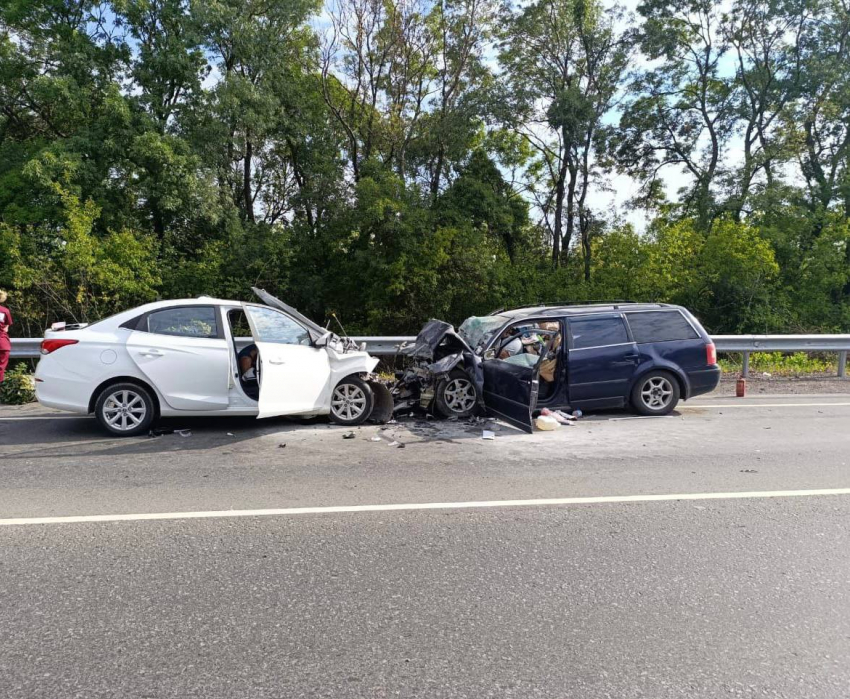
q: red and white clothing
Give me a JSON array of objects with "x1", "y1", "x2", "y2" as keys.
[{"x1": 0, "y1": 304, "x2": 12, "y2": 383}]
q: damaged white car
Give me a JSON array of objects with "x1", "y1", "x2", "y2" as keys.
[{"x1": 35, "y1": 288, "x2": 392, "y2": 436}]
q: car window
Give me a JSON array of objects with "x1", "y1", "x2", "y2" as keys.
[
  {"x1": 227, "y1": 309, "x2": 252, "y2": 338},
  {"x1": 569, "y1": 316, "x2": 629, "y2": 349},
  {"x1": 244, "y1": 306, "x2": 311, "y2": 345},
  {"x1": 458, "y1": 315, "x2": 510, "y2": 352},
  {"x1": 626, "y1": 311, "x2": 699, "y2": 343},
  {"x1": 145, "y1": 307, "x2": 218, "y2": 338}
]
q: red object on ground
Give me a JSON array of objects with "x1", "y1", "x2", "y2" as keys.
[{"x1": 736, "y1": 377, "x2": 746, "y2": 397}]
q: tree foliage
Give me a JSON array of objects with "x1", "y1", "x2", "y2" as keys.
[{"x1": 0, "y1": 0, "x2": 848, "y2": 337}]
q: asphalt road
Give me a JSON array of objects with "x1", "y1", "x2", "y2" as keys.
[{"x1": 2, "y1": 394, "x2": 850, "y2": 698}]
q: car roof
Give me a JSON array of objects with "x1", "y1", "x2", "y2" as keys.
[
  {"x1": 493, "y1": 302, "x2": 680, "y2": 319},
  {"x1": 132, "y1": 297, "x2": 244, "y2": 312}
]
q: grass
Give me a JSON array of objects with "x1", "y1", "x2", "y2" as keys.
[{"x1": 718, "y1": 351, "x2": 837, "y2": 377}]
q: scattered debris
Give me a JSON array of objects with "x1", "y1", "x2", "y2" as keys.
[
  {"x1": 572, "y1": 409, "x2": 583, "y2": 418},
  {"x1": 535, "y1": 415, "x2": 559, "y2": 431},
  {"x1": 387, "y1": 440, "x2": 404, "y2": 448},
  {"x1": 176, "y1": 429, "x2": 192, "y2": 437},
  {"x1": 278, "y1": 443, "x2": 286, "y2": 448},
  {"x1": 387, "y1": 419, "x2": 398, "y2": 425},
  {"x1": 226, "y1": 432, "x2": 235, "y2": 436},
  {"x1": 342, "y1": 431, "x2": 356, "y2": 439},
  {"x1": 740, "y1": 469, "x2": 758, "y2": 473},
  {"x1": 447, "y1": 415, "x2": 459, "y2": 422},
  {"x1": 482, "y1": 430, "x2": 495, "y2": 440},
  {"x1": 148, "y1": 427, "x2": 174, "y2": 437},
  {"x1": 370, "y1": 436, "x2": 383, "y2": 442},
  {"x1": 541, "y1": 408, "x2": 575, "y2": 425}
]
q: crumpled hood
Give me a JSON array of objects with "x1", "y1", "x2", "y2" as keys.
[{"x1": 406, "y1": 319, "x2": 474, "y2": 360}]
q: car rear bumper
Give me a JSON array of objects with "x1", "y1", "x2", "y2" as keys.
[
  {"x1": 687, "y1": 366, "x2": 721, "y2": 398},
  {"x1": 34, "y1": 364, "x2": 91, "y2": 414}
]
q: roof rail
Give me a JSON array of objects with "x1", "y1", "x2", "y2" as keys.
[{"x1": 488, "y1": 301, "x2": 669, "y2": 315}]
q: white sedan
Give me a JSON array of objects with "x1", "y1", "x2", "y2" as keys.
[{"x1": 35, "y1": 289, "x2": 389, "y2": 436}]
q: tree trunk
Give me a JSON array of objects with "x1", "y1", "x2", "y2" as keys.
[
  {"x1": 244, "y1": 134, "x2": 255, "y2": 223},
  {"x1": 564, "y1": 160, "x2": 578, "y2": 263},
  {"x1": 552, "y1": 156, "x2": 569, "y2": 267}
]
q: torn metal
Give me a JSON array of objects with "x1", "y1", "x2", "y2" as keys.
[{"x1": 391, "y1": 319, "x2": 483, "y2": 417}]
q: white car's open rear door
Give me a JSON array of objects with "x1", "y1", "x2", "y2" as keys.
[{"x1": 242, "y1": 303, "x2": 332, "y2": 418}]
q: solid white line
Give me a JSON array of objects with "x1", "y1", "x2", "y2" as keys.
[
  {"x1": 682, "y1": 401, "x2": 850, "y2": 409},
  {"x1": 3, "y1": 488, "x2": 850, "y2": 527}
]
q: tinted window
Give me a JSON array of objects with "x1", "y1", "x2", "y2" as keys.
[
  {"x1": 244, "y1": 306, "x2": 310, "y2": 345},
  {"x1": 146, "y1": 307, "x2": 218, "y2": 338},
  {"x1": 626, "y1": 311, "x2": 699, "y2": 343},
  {"x1": 569, "y1": 317, "x2": 629, "y2": 349}
]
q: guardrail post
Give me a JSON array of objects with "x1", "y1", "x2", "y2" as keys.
[
  {"x1": 839, "y1": 351, "x2": 847, "y2": 379},
  {"x1": 741, "y1": 351, "x2": 750, "y2": 378}
]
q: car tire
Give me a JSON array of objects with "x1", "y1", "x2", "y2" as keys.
[
  {"x1": 94, "y1": 382, "x2": 156, "y2": 437},
  {"x1": 329, "y1": 376, "x2": 374, "y2": 426},
  {"x1": 434, "y1": 369, "x2": 478, "y2": 419},
  {"x1": 631, "y1": 370, "x2": 680, "y2": 416}
]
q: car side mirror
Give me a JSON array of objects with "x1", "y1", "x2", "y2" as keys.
[
  {"x1": 483, "y1": 349, "x2": 496, "y2": 361},
  {"x1": 315, "y1": 331, "x2": 333, "y2": 348}
]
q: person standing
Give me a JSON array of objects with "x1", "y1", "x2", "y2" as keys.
[{"x1": 0, "y1": 290, "x2": 12, "y2": 383}]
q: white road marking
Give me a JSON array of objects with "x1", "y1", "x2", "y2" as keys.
[
  {"x1": 682, "y1": 401, "x2": 850, "y2": 409},
  {"x1": 609, "y1": 415, "x2": 677, "y2": 421},
  {"x1": 0, "y1": 416, "x2": 92, "y2": 421},
  {"x1": 2, "y1": 488, "x2": 850, "y2": 527}
]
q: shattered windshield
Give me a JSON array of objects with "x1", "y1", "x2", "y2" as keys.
[{"x1": 458, "y1": 315, "x2": 508, "y2": 353}]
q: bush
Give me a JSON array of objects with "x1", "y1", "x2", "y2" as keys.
[
  {"x1": 1, "y1": 363, "x2": 36, "y2": 404},
  {"x1": 718, "y1": 352, "x2": 835, "y2": 376}
]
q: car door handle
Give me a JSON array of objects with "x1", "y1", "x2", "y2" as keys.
[
  {"x1": 268, "y1": 359, "x2": 286, "y2": 365},
  {"x1": 138, "y1": 349, "x2": 164, "y2": 358}
]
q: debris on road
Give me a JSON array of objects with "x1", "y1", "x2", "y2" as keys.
[
  {"x1": 176, "y1": 429, "x2": 192, "y2": 437},
  {"x1": 226, "y1": 432, "x2": 235, "y2": 436},
  {"x1": 370, "y1": 436, "x2": 383, "y2": 442},
  {"x1": 343, "y1": 431, "x2": 356, "y2": 439},
  {"x1": 387, "y1": 440, "x2": 404, "y2": 448},
  {"x1": 278, "y1": 443, "x2": 286, "y2": 448},
  {"x1": 148, "y1": 427, "x2": 174, "y2": 437},
  {"x1": 572, "y1": 409, "x2": 583, "y2": 418},
  {"x1": 535, "y1": 415, "x2": 559, "y2": 431},
  {"x1": 541, "y1": 408, "x2": 576, "y2": 425},
  {"x1": 482, "y1": 430, "x2": 495, "y2": 440}
]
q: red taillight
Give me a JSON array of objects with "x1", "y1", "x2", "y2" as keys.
[
  {"x1": 41, "y1": 338, "x2": 79, "y2": 354},
  {"x1": 706, "y1": 342, "x2": 717, "y2": 366}
]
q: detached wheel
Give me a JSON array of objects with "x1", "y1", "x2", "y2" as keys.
[
  {"x1": 434, "y1": 369, "x2": 478, "y2": 419},
  {"x1": 329, "y1": 376, "x2": 374, "y2": 426},
  {"x1": 95, "y1": 382, "x2": 156, "y2": 437},
  {"x1": 631, "y1": 371, "x2": 680, "y2": 416}
]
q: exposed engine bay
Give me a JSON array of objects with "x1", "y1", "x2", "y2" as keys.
[{"x1": 391, "y1": 320, "x2": 483, "y2": 418}]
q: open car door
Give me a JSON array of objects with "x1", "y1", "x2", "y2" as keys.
[
  {"x1": 242, "y1": 303, "x2": 332, "y2": 418},
  {"x1": 481, "y1": 354, "x2": 543, "y2": 434}
]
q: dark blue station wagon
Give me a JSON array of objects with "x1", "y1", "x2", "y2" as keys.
[{"x1": 412, "y1": 303, "x2": 721, "y2": 433}]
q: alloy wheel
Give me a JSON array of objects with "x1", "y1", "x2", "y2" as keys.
[
  {"x1": 443, "y1": 378, "x2": 476, "y2": 414},
  {"x1": 640, "y1": 376, "x2": 674, "y2": 410},
  {"x1": 102, "y1": 389, "x2": 148, "y2": 432},
  {"x1": 331, "y1": 384, "x2": 367, "y2": 421}
]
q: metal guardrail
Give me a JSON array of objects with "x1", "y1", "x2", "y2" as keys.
[
  {"x1": 11, "y1": 334, "x2": 850, "y2": 378},
  {"x1": 712, "y1": 335, "x2": 850, "y2": 378}
]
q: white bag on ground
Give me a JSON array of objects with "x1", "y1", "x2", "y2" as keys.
[{"x1": 535, "y1": 415, "x2": 560, "y2": 431}]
